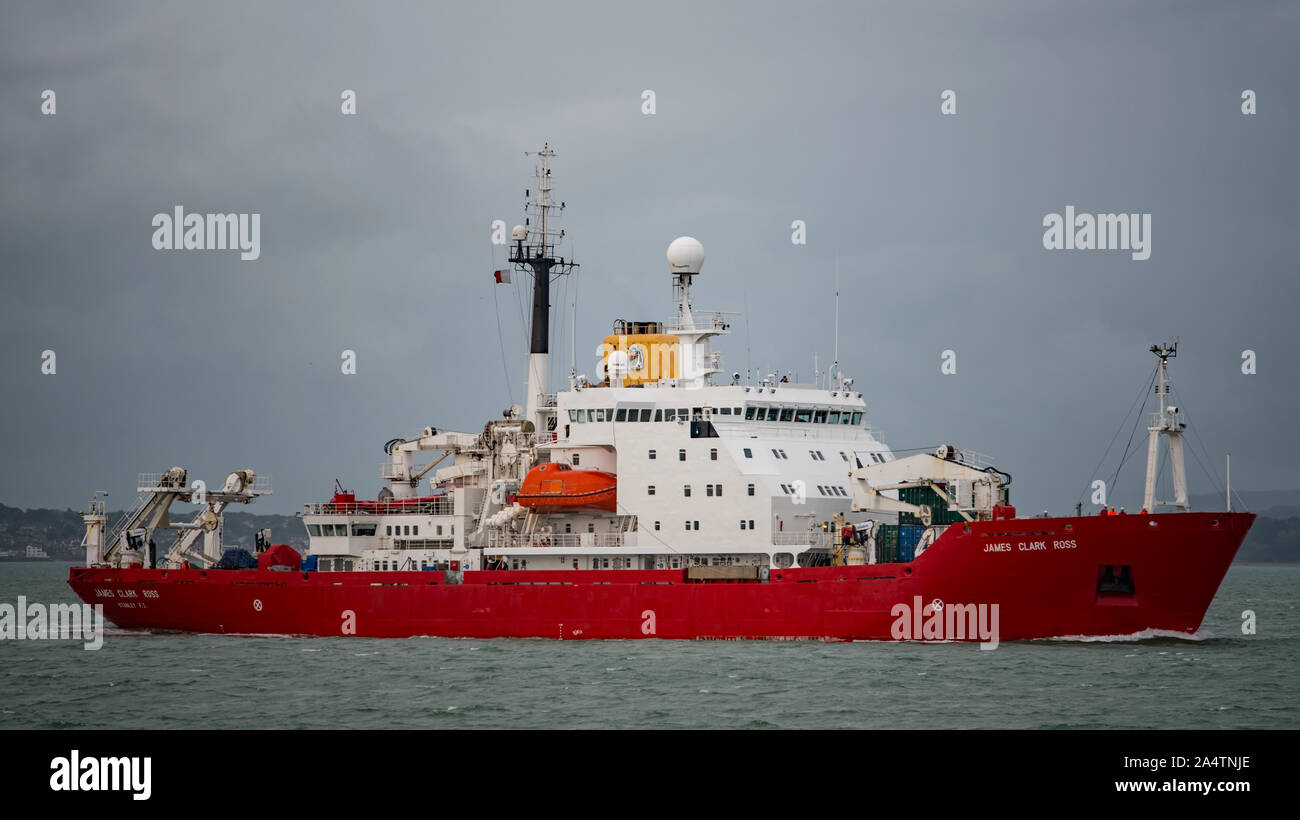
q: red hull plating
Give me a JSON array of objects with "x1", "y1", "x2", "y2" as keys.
[{"x1": 68, "y1": 512, "x2": 1253, "y2": 641}]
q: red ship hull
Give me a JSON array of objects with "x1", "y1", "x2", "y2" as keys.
[{"x1": 67, "y1": 512, "x2": 1253, "y2": 641}]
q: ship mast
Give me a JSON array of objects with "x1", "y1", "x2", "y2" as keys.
[
  {"x1": 509, "y1": 144, "x2": 577, "y2": 431},
  {"x1": 1142, "y1": 342, "x2": 1190, "y2": 512}
]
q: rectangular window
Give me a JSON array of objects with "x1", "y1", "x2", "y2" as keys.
[
  {"x1": 813, "y1": 410, "x2": 827, "y2": 423},
  {"x1": 404, "y1": 525, "x2": 411, "y2": 536},
  {"x1": 568, "y1": 410, "x2": 578, "y2": 422},
  {"x1": 685, "y1": 521, "x2": 691, "y2": 531},
  {"x1": 740, "y1": 520, "x2": 747, "y2": 530},
  {"x1": 852, "y1": 412, "x2": 864, "y2": 425},
  {"x1": 693, "y1": 521, "x2": 700, "y2": 531},
  {"x1": 710, "y1": 448, "x2": 718, "y2": 461},
  {"x1": 308, "y1": 524, "x2": 321, "y2": 536},
  {"x1": 648, "y1": 485, "x2": 656, "y2": 496},
  {"x1": 664, "y1": 409, "x2": 676, "y2": 421},
  {"x1": 654, "y1": 521, "x2": 660, "y2": 531},
  {"x1": 437, "y1": 525, "x2": 443, "y2": 535},
  {"x1": 648, "y1": 449, "x2": 656, "y2": 459},
  {"x1": 383, "y1": 525, "x2": 391, "y2": 536},
  {"x1": 692, "y1": 407, "x2": 703, "y2": 420},
  {"x1": 747, "y1": 483, "x2": 755, "y2": 496},
  {"x1": 616, "y1": 408, "x2": 627, "y2": 422},
  {"x1": 412, "y1": 525, "x2": 419, "y2": 535},
  {"x1": 679, "y1": 449, "x2": 686, "y2": 461},
  {"x1": 743, "y1": 448, "x2": 752, "y2": 458},
  {"x1": 749, "y1": 519, "x2": 755, "y2": 529},
  {"x1": 744, "y1": 407, "x2": 756, "y2": 420},
  {"x1": 841, "y1": 413, "x2": 852, "y2": 424},
  {"x1": 605, "y1": 408, "x2": 614, "y2": 420},
  {"x1": 706, "y1": 485, "x2": 714, "y2": 497},
  {"x1": 715, "y1": 484, "x2": 722, "y2": 497},
  {"x1": 572, "y1": 453, "x2": 580, "y2": 465},
  {"x1": 734, "y1": 407, "x2": 742, "y2": 415},
  {"x1": 828, "y1": 411, "x2": 841, "y2": 424},
  {"x1": 719, "y1": 407, "x2": 732, "y2": 415},
  {"x1": 795, "y1": 408, "x2": 811, "y2": 423},
  {"x1": 684, "y1": 484, "x2": 691, "y2": 497},
  {"x1": 654, "y1": 409, "x2": 662, "y2": 422},
  {"x1": 577, "y1": 409, "x2": 587, "y2": 422},
  {"x1": 755, "y1": 408, "x2": 767, "y2": 421},
  {"x1": 640, "y1": 409, "x2": 652, "y2": 422},
  {"x1": 779, "y1": 408, "x2": 794, "y2": 422},
  {"x1": 678, "y1": 408, "x2": 688, "y2": 418}
]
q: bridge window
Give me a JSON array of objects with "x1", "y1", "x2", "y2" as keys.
[
  {"x1": 795, "y1": 408, "x2": 811, "y2": 423},
  {"x1": 664, "y1": 409, "x2": 676, "y2": 421},
  {"x1": 841, "y1": 413, "x2": 852, "y2": 425},
  {"x1": 719, "y1": 407, "x2": 732, "y2": 415},
  {"x1": 828, "y1": 411, "x2": 841, "y2": 424},
  {"x1": 779, "y1": 408, "x2": 794, "y2": 422},
  {"x1": 745, "y1": 407, "x2": 756, "y2": 420},
  {"x1": 616, "y1": 409, "x2": 627, "y2": 422},
  {"x1": 743, "y1": 448, "x2": 752, "y2": 458},
  {"x1": 851, "y1": 412, "x2": 863, "y2": 425},
  {"x1": 734, "y1": 407, "x2": 741, "y2": 415},
  {"x1": 568, "y1": 410, "x2": 578, "y2": 422},
  {"x1": 813, "y1": 410, "x2": 827, "y2": 423},
  {"x1": 640, "y1": 409, "x2": 652, "y2": 422},
  {"x1": 755, "y1": 408, "x2": 767, "y2": 421}
]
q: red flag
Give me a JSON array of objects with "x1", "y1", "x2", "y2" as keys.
[{"x1": 494, "y1": 269, "x2": 511, "y2": 284}]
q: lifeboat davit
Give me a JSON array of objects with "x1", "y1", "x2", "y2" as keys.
[{"x1": 517, "y1": 463, "x2": 617, "y2": 512}]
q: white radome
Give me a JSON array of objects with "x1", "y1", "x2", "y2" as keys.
[
  {"x1": 511, "y1": 225, "x2": 528, "y2": 242},
  {"x1": 667, "y1": 236, "x2": 705, "y2": 275}
]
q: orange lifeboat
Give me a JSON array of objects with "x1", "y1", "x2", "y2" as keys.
[{"x1": 517, "y1": 463, "x2": 617, "y2": 512}]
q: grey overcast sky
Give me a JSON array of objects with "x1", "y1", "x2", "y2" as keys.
[{"x1": 1, "y1": 0, "x2": 1296, "y2": 516}]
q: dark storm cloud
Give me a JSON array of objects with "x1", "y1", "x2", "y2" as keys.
[{"x1": 1, "y1": 0, "x2": 1296, "y2": 515}]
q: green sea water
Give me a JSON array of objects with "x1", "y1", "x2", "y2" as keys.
[{"x1": 1, "y1": 561, "x2": 1296, "y2": 730}]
